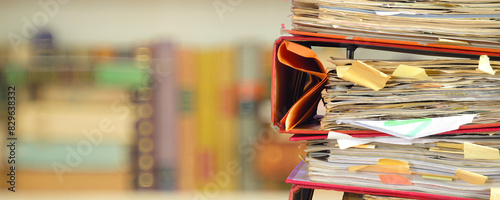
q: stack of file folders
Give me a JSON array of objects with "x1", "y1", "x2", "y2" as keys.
[
  {"x1": 289, "y1": 0, "x2": 500, "y2": 49},
  {"x1": 272, "y1": 35, "x2": 500, "y2": 200},
  {"x1": 275, "y1": 1, "x2": 500, "y2": 199}
]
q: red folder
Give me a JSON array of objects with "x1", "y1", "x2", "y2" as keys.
[
  {"x1": 287, "y1": 161, "x2": 479, "y2": 200},
  {"x1": 271, "y1": 35, "x2": 500, "y2": 137}
]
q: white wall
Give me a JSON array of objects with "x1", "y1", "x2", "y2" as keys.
[{"x1": 0, "y1": 0, "x2": 291, "y2": 49}]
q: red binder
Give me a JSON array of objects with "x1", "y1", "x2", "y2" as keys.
[{"x1": 271, "y1": 35, "x2": 500, "y2": 137}]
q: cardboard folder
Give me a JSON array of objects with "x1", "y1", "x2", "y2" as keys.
[
  {"x1": 287, "y1": 161, "x2": 479, "y2": 200},
  {"x1": 271, "y1": 36, "x2": 500, "y2": 137}
]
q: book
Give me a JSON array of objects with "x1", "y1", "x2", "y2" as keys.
[
  {"x1": 238, "y1": 43, "x2": 265, "y2": 190},
  {"x1": 177, "y1": 47, "x2": 198, "y2": 190},
  {"x1": 217, "y1": 46, "x2": 240, "y2": 190},
  {"x1": 196, "y1": 48, "x2": 219, "y2": 189},
  {"x1": 151, "y1": 40, "x2": 178, "y2": 190}
]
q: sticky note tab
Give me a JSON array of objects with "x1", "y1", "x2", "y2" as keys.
[
  {"x1": 455, "y1": 168, "x2": 488, "y2": 185},
  {"x1": 378, "y1": 174, "x2": 413, "y2": 185},
  {"x1": 429, "y1": 147, "x2": 464, "y2": 155},
  {"x1": 478, "y1": 55, "x2": 496, "y2": 75},
  {"x1": 491, "y1": 188, "x2": 500, "y2": 200},
  {"x1": 354, "y1": 144, "x2": 376, "y2": 149},
  {"x1": 422, "y1": 174, "x2": 453, "y2": 181},
  {"x1": 392, "y1": 64, "x2": 432, "y2": 80},
  {"x1": 378, "y1": 158, "x2": 409, "y2": 166},
  {"x1": 349, "y1": 165, "x2": 411, "y2": 174},
  {"x1": 437, "y1": 142, "x2": 464, "y2": 150},
  {"x1": 349, "y1": 165, "x2": 369, "y2": 172},
  {"x1": 337, "y1": 60, "x2": 391, "y2": 91},
  {"x1": 464, "y1": 142, "x2": 500, "y2": 160}
]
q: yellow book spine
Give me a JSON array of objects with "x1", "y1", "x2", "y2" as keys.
[
  {"x1": 216, "y1": 47, "x2": 239, "y2": 190},
  {"x1": 196, "y1": 48, "x2": 218, "y2": 189}
]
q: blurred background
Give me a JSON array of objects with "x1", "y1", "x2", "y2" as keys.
[{"x1": 0, "y1": 0, "x2": 314, "y2": 199}]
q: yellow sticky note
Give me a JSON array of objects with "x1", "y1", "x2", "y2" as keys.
[
  {"x1": 378, "y1": 158, "x2": 409, "y2": 166},
  {"x1": 337, "y1": 60, "x2": 391, "y2": 91},
  {"x1": 378, "y1": 174, "x2": 413, "y2": 185},
  {"x1": 336, "y1": 66, "x2": 349, "y2": 77},
  {"x1": 422, "y1": 174, "x2": 453, "y2": 181},
  {"x1": 392, "y1": 64, "x2": 432, "y2": 80},
  {"x1": 464, "y1": 142, "x2": 500, "y2": 160},
  {"x1": 429, "y1": 147, "x2": 464, "y2": 155},
  {"x1": 455, "y1": 168, "x2": 487, "y2": 185},
  {"x1": 478, "y1": 55, "x2": 496, "y2": 75},
  {"x1": 491, "y1": 188, "x2": 500, "y2": 200},
  {"x1": 349, "y1": 165, "x2": 369, "y2": 172},
  {"x1": 354, "y1": 144, "x2": 376, "y2": 149},
  {"x1": 367, "y1": 165, "x2": 411, "y2": 174},
  {"x1": 349, "y1": 165, "x2": 411, "y2": 174},
  {"x1": 437, "y1": 142, "x2": 464, "y2": 150}
]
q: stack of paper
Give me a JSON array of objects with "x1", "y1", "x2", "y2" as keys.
[
  {"x1": 298, "y1": 56, "x2": 500, "y2": 199},
  {"x1": 321, "y1": 57, "x2": 500, "y2": 134},
  {"x1": 304, "y1": 136, "x2": 500, "y2": 199},
  {"x1": 291, "y1": 0, "x2": 500, "y2": 47}
]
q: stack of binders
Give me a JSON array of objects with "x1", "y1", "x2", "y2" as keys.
[{"x1": 273, "y1": 1, "x2": 500, "y2": 199}]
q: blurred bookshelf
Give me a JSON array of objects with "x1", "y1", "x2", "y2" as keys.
[{"x1": 0, "y1": 34, "x2": 303, "y2": 192}]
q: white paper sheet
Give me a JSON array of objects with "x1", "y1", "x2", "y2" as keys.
[
  {"x1": 337, "y1": 114, "x2": 476, "y2": 139},
  {"x1": 327, "y1": 131, "x2": 354, "y2": 139},
  {"x1": 336, "y1": 137, "x2": 474, "y2": 149}
]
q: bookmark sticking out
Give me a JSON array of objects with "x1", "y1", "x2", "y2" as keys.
[
  {"x1": 336, "y1": 60, "x2": 391, "y2": 91},
  {"x1": 298, "y1": 155, "x2": 308, "y2": 164},
  {"x1": 478, "y1": 55, "x2": 496, "y2": 75},
  {"x1": 354, "y1": 144, "x2": 376, "y2": 149},
  {"x1": 413, "y1": 172, "x2": 456, "y2": 181},
  {"x1": 378, "y1": 174, "x2": 413, "y2": 185},
  {"x1": 437, "y1": 142, "x2": 464, "y2": 150},
  {"x1": 429, "y1": 147, "x2": 464, "y2": 155},
  {"x1": 391, "y1": 65, "x2": 432, "y2": 80},
  {"x1": 378, "y1": 158, "x2": 408, "y2": 166},
  {"x1": 464, "y1": 142, "x2": 500, "y2": 160},
  {"x1": 349, "y1": 165, "x2": 370, "y2": 172},
  {"x1": 421, "y1": 174, "x2": 453, "y2": 182},
  {"x1": 491, "y1": 188, "x2": 500, "y2": 200},
  {"x1": 455, "y1": 169, "x2": 487, "y2": 185}
]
